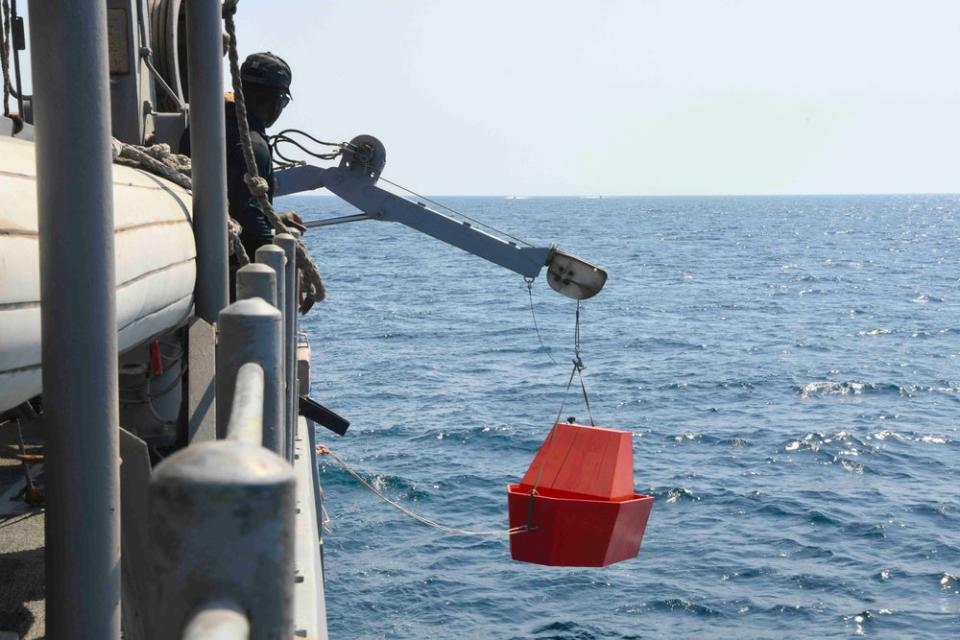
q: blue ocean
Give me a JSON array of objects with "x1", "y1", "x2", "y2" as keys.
[{"x1": 287, "y1": 194, "x2": 959, "y2": 639}]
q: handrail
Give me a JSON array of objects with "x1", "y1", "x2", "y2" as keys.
[
  {"x1": 182, "y1": 601, "x2": 250, "y2": 640},
  {"x1": 150, "y1": 232, "x2": 312, "y2": 639},
  {"x1": 225, "y1": 363, "x2": 264, "y2": 446}
]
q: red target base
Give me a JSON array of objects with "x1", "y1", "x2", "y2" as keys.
[{"x1": 507, "y1": 423, "x2": 654, "y2": 567}]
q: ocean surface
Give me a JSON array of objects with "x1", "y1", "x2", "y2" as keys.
[{"x1": 286, "y1": 193, "x2": 960, "y2": 639}]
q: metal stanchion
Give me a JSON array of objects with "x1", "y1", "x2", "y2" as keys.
[
  {"x1": 28, "y1": 2, "x2": 120, "y2": 636},
  {"x1": 216, "y1": 299, "x2": 283, "y2": 452},
  {"x1": 256, "y1": 244, "x2": 289, "y2": 458},
  {"x1": 149, "y1": 440, "x2": 295, "y2": 640},
  {"x1": 255, "y1": 244, "x2": 286, "y2": 314},
  {"x1": 236, "y1": 263, "x2": 278, "y2": 307},
  {"x1": 274, "y1": 234, "x2": 298, "y2": 461},
  {"x1": 187, "y1": 0, "x2": 229, "y2": 321}
]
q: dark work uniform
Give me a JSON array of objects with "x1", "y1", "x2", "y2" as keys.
[{"x1": 180, "y1": 101, "x2": 276, "y2": 260}]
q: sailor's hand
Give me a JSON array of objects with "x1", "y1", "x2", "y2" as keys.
[{"x1": 279, "y1": 211, "x2": 307, "y2": 234}]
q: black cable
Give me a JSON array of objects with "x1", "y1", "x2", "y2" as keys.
[
  {"x1": 9, "y1": 0, "x2": 23, "y2": 118},
  {"x1": 135, "y1": 0, "x2": 184, "y2": 112},
  {"x1": 268, "y1": 128, "x2": 359, "y2": 169},
  {"x1": 270, "y1": 134, "x2": 340, "y2": 164},
  {"x1": 273, "y1": 128, "x2": 351, "y2": 149}
]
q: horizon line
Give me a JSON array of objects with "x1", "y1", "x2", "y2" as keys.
[{"x1": 279, "y1": 191, "x2": 960, "y2": 199}]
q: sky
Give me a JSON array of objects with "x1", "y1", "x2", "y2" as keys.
[
  {"x1": 229, "y1": 0, "x2": 960, "y2": 196},
  {"x1": 16, "y1": 1, "x2": 960, "y2": 196}
]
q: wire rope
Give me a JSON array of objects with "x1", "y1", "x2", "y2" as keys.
[
  {"x1": 317, "y1": 446, "x2": 528, "y2": 537},
  {"x1": 377, "y1": 175, "x2": 533, "y2": 247}
]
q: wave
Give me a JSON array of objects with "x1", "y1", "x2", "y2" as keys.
[
  {"x1": 319, "y1": 466, "x2": 432, "y2": 501},
  {"x1": 867, "y1": 429, "x2": 954, "y2": 445},
  {"x1": 798, "y1": 380, "x2": 959, "y2": 398},
  {"x1": 526, "y1": 620, "x2": 646, "y2": 639},
  {"x1": 657, "y1": 487, "x2": 701, "y2": 503},
  {"x1": 643, "y1": 598, "x2": 723, "y2": 617},
  {"x1": 843, "y1": 609, "x2": 894, "y2": 634},
  {"x1": 800, "y1": 381, "x2": 872, "y2": 397},
  {"x1": 782, "y1": 430, "x2": 861, "y2": 452},
  {"x1": 856, "y1": 327, "x2": 897, "y2": 336},
  {"x1": 626, "y1": 337, "x2": 706, "y2": 351}
]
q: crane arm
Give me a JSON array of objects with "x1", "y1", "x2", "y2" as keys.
[{"x1": 273, "y1": 134, "x2": 607, "y2": 299}]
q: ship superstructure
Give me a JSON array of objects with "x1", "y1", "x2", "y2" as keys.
[{"x1": 0, "y1": 2, "x2": 605, "y2": 638}]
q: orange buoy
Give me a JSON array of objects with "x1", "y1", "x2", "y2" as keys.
[{"x1": 507, "y1": 422, "x2": 654, "y2": 567}]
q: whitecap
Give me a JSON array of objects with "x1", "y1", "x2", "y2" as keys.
[
  {"x1": 800, "y1": 381, "x2": 868, "y2": 398},
  {"x1": 870, "y1": 430, "x2": 905, "y2": 442},
  {"x1": 837, "y1": 458, "x2": 865, "y2": 474},
  {"x1": 665, "y1": 487, "x2": 699, "y2": 503},
  {"x1": 857, "y1": 328, "x2": 895, "y2": 336}
]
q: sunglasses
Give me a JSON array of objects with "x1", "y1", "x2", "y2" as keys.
[{"x1": 278, "y1": 93, "x2": 291, "y2": 109}]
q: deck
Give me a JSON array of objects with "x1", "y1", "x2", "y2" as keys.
[{"x1": 0, "y1": 416, "x2": 327, "y2": 639}]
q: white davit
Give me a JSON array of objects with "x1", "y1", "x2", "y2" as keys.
[{"x1": 0, "y1": 135, "x2": 197, "y2": 413}]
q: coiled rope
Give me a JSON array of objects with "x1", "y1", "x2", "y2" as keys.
[
  {"x1": 111, "y1": 139, "x2": 251, "y2": 265},
  {"x1": 222, "y1": 0, "x2": 325, "y2": 312},
  {"x1": 317, "y1": 445, "x2": 528, "y2": 537}
]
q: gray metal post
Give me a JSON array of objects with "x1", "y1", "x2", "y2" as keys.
[
  {"x1": 255, "y1": 244, "x2": 286, "y2": 315},
  {"x1": 234, "y1": 263, "x2": 280, "y2": 454},
  {"x1": 236, "y1": 263, "x2": 277, "y2": 307},
  {"x1": 28, "y1": 2, "x2": 120, "y2": 637},
  {"x1": 255, "y1": 244, "x2": 287, "y2": 454},
  {"x1": 216, "y1": 299, "x2": 283, "y2": 452},
  {"x1": 187, "y1": 0, "x2": 229, "y2": 322},
  {"x1": 274, "y1": 234, "x2": 298, "y2": 459},
  {"x1": 149, "y1": 441, "x2": 295, "y2": 640}
]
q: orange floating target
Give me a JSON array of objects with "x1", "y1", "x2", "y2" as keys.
[{"x1": 507, "y1": 422, "x2": 654, "y2": 567}]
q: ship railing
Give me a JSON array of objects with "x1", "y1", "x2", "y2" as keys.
[
  {"x1": 150, "y1": 234, "x2": 307, "y2": 639},
  {"x1": 182, "y1": 602, "x2": 250, "y2": 640}
]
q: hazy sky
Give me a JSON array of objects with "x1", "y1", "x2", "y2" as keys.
[
  {"x1": 16, "y1": 1, "x2": 958, "y2": 195},
  {"x1": 230, "y1": 0, "x2": 960, "y2": 196}
]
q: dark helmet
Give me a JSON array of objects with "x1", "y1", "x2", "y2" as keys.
[{"x1": 240, "y1": 52, "x2": 292, "y2": 96}]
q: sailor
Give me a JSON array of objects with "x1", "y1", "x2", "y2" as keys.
[{"x1": 180, "y1": 51, "x2": 306, "y2": 261}]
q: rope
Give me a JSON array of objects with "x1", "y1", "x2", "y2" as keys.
[
  {"x1": 317, "y1": 445, "x2": 527, "y2": 537},
  {"x1": 112, "y1": 140, "x2": 192, "y2": 189},
  {"x1": 522, "y1": 299, "x2": 596, "y2": 530},
  {"x1": 525, "y1": 277, "x2": 560, "y2": 366},
  {"x1": 377, "y1": 176, "x2": 533, "y2": 248},
  {"x1": 110, "y1": 139, "x2": 251, "y2": 266},
  {"x1": 222, "y1": 0, "x2": 325, "y2": 312},
  {"x1": 573, "y1": 300, "x2": 595, "y2": 426}
]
